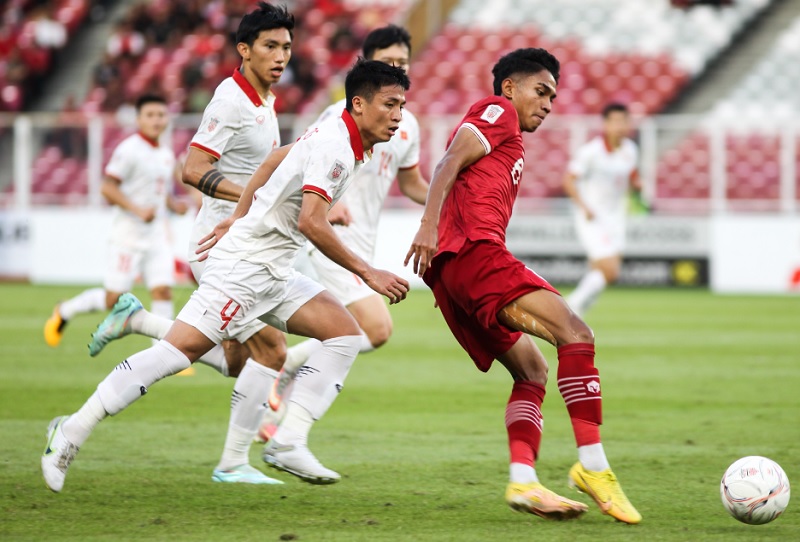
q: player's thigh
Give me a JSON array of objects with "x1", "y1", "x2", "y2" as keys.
[
  {"x1": 502, "y1": 288, "x2": 594, "y2": 346},
  {"x1": 346, "y1": 294, "x2": 392, "y2": 346},
  {"x1": 590, "y1": 254, "x2": 622, "y2": 283},
  {"x1": 104, "y1": 244, "x2": 140, "y2": 293},
  {"x1": 143, "y1": 241, "x2": 175, "y2": 293},
  {"x1": 498, "y1": 334, "x2": 549, "y2": 383},
  {"x1": 243, "y1": 326, "x2": 287, "y2": 370},
  {"x1": 286, "y1": 290, "x2": 360, "y2": 340}
]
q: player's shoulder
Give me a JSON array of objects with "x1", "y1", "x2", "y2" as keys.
[
  {"x1": 464, "y1": 95, "x2": 514, "y2": 126},
  {"x1": 203, "y1": 78, "x2": 243, "y2": 114},
  {"x1": 399, "y1": 107, "x2": 419, "y2": 131},
  {"x1": 114, "y1": 133, "x2": 143, "y2": 153},
  {"x1": 318, "y1": 99, "x2": 347, "y2": 122},
  {"x1": 621, "y1": 137, "x2": 638, "y2": 152}
]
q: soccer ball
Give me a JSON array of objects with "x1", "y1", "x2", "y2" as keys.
[{"x1": 720, "y1": 456, "x2": 790, "y2": 525}]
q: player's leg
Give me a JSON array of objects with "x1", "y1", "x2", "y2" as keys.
[
  {"x1": 213, "y1": 324, "x2": 286, "y2": 480},
  {"x1": 498, "y1": 289, "x2": 640, "y2": 524},
  {"x1": 568, "y1": 254, "x2": 620, "y2": 317},
  {"x1": 347, "y1": 293, "x2": 392, "y2": 350},
  {"x1": 568, "y1": 217, "x2": 624, "y2": 317},
  {"x1": 263, "y1": 287, "x2": 362, "y2": 484},
  {"x1": 498, "y1": 336, "x2": 588, "y2": 519},
  {"x1": 42, "y1": 317, "x2": 216, "y2": 492}
]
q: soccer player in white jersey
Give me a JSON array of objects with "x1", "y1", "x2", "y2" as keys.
[
  {"x1": 40, "y1": 59, "x2": 411, "y2": 493},
  {"x1": 85, "y1": 3, "x2": 297, "y2": 484},
  {"x1": 43, "y1": 95, "x2": 188, "y2": 348},
  {"x1": 563, "y1": 103, "x2": 639, "y2": 317},
  {"x1": 257, "y1": 25, "x2": 428, "y2": 483}
]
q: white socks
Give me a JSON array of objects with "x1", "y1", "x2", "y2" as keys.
[
  {"x1": 130, "y1": 309, "x2": 173, "y2": 339},
  {"x1": 59, "y1": 288, "x2": 106, "y2": 320},
  {"x1": 510, "y1": 462, "x2": 539, "y2": 484},
  {"x1": 567, "y1": 269, "x2": 607, "y2": 317},
  {"x1": 62, "y1": 340, "x2": 191, "y2": 446},
  {"x1": 216, "y1": 359, "x2": 278, "y2": 471},
  {"x1": 358, "y1": 333, "x2": 375, "y2": 354},
  {"x1": 271, "y1": 335, "x2": 361, "y2": 445},
  {"x1": 284, "y1": 338, "x2": 323, "y2": 373},
  {"x1": 578, "y1": 443, "x2": 611, "y2": 472}
]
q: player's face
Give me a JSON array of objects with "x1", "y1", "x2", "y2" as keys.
[
  {"x1": 136, "y1": 102, "x2": 169, "y2": 140},
  {"x1": 240, "y1": 28, "x2": 292, "y2": 89},
  {"x1": 507, "y1": 71, "x2": 557, "y2": 133},
  {"x1": 369, "y1": 43, "x2": 410, "y2": 73},
  {"x1": 603, "y1": 111, "x2": 630, "y2": 141},
  {"x1": 356, "y1": 85, "x2": 405, "y2": 147}
]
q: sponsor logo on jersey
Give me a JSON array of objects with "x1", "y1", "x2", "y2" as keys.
[
  {"x1": 256, "y1": 115, "x2": 265, "y2": 125},
  {"x1": 328, "y1": 160, "x2": 346, "y2": 181},
  {"x1": 481, "y1": 104, "x2": 504, "y2": 124},
  {"x1": 207, "y1": 117, "x2": 220, "y2": 132}
]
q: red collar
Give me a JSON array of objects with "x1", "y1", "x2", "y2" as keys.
[
  {"x1": 603, "y1": 135, "x2": 621, "y2": 153},
  {"x1": 233, "y1": 68, "x2": 264, "y2": 107},
  {"x1": 137, "y1": 131, "x2": 159, "y2": 148},
  {"x1": 341, "y1": 109, "x2": 365, "y2": 161}
]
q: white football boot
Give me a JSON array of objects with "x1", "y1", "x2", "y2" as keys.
[{"x1": 41, "y1": 416, "x2": 80, "y2": 492}]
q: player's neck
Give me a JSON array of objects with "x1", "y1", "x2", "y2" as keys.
[
  {"x1": 240, "y1": 66, "x2": 270, "y2": 102},
  {"x1": 604, "y1": 135, "x2": 622, "y2": 151}
]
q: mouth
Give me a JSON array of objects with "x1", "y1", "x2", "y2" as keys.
[
  {"x1": 388, "y1": 126, "x2": 398, "y2": 136},
  {"x1": 270, "y1": 67, "x2": 284, "y2": 78}
]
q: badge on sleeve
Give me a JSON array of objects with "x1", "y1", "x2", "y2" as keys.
[
  {"x1": 480, "y1": 104, "x2": 505, "y2": 124},
  {"x1": 328, "y1": 160, "x2": 347, "y2": 181},
  {"x1": 207, "y1": 117, "x2": 220, "y2": 132}
]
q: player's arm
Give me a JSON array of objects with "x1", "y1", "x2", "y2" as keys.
[
  {"x1": 166, "y1": 162, "x2": 190, "y2": 215},
  {"x1": 396, "y1": 165, "x2": 429, "y2": 205},
  {"x1": 181, "y1": 147, "x2": 242, "y2": 202},
  {"x1": 299, "y1": 192, "x2": 408, "y2": 304},
  {"x1": 562, "y1": 171, "x2": 594, "y2": 220},
  {"x1": 404, "y1": 127, "x2": 486, "y2": 276},
  {"x1": 100, "y1": 176, "x2": 155, "y2": 222},
  {"x1": 194, "y1": 143, "x2": 294, "y2": 260}
]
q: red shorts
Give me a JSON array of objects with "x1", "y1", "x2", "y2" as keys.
[{"x1": 423, "y1": 239, "x2": 560, "y2": 372}]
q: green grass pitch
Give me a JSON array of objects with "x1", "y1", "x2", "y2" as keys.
[{"x1": 1, "y1": 283, "x2": 798, "y2": 541}]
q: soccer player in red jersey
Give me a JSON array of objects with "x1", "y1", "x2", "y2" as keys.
[{"x1": 405, "y1": 48, "x2": 640, "y2": 524}]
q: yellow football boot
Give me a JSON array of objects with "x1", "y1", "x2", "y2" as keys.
[
  {"x1": 568, "y1": 462, "x2": 642, "y2": 524},
  {"x1": 506, "y1": 481, "x2": 588, "y2": 520},
  {"x1": 44, "y1": 305, "x2": 67, "y2": 347}
]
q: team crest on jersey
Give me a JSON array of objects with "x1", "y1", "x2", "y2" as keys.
[
  {"x1": 328, "y1": 160, "x2": 346, "y2": 181},
  {"x1": 207, "y1": 117, "x2": 220, "y2": 132},
  {"x1": 400, "y1": 130, "x2": 408, "y2": 140},
  {"x1": 481, "y1": 104, "x2": 505, "y2": 124},
  {"x1": 255, "y1": 115, "x2": 265, "y2": 125}
]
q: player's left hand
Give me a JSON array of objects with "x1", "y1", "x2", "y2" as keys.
[
  {"x1": 196, "y1": 216, "x2": 235, "y2": 261},
  {"x1": 404, "y1": 221, "x2": 438, "y2": 278}
]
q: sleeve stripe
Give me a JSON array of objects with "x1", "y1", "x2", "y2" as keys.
[
  {"x1": 460, "y1": 123, "x2": 491, "y2": 155},
  {"x1": 398, "y1": 163, "x2": 418, "y2": 171},
  {"x1": 302, "y1": 185, "x2": 332, "y2": 204},
  {"x1": 189, "y1": 142, "x2": 221, "y2": 159}
]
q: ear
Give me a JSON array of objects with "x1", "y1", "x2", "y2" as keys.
[
  {"x1": 351, "y1": 95, "x2": 365, "y2": 115},
  {"x1": 501, "y1": 77, "x2": 515, "y2": 99},
  {"x1": 236, "y1": 42, "x2": 250, "y2": 62}
]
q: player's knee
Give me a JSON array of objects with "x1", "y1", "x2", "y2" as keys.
[
  {"x1": 150, "y1": 286, "x2": 172, "y2": 301},
  {"x1": 603, "y1": 266, "x2": 620, "y2": 284},
  {"x1": 565, "y1": 314, "x2": 595, "y2": 345},
  {"x1": 363, "y1": 319, "x2": 392, "y2": 349}
]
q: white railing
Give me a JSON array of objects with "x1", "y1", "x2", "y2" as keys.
[{"x1": 0, "y1": 112, "x2": 797, "y2": 214}]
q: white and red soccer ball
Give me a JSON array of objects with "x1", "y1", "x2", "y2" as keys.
[{"x1": 720, "y1": 456, "x2": 790, "y2": 525}]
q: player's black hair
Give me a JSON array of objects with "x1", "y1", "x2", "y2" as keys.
[
  {"x1": 344, "y1": 58, "x2": 410, "y2": 112},
  {"x1": 236, "y1": 2, "x2": 294, "y2": 46},
  {"x1": 602, "y1": 102, "x2": 629, "y2": 118},
  {"x1": 362, "y1": 24, "x2": 412, "y2": 59},
  {"x1": 492, "y1": 48, "x2": 560, "y2": 96},
  {"x1": 135, "y1": 94, "x2": 166, "y2": 112}
]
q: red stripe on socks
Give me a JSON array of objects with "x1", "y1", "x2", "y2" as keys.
[{"x1": 557, "y1": 342, "x2": 602, "y2": 446}]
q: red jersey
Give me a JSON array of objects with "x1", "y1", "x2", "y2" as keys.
[{"x1": 437, "y1": 95, "x2": 525, "y2": 256}]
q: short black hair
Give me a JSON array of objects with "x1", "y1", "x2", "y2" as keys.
[
  {"x1": 344, "y1": 58, "x2": 410, "y2": 112},
  {"x1": 135, "y1": 94, "x2": 166, "y2": 112},
  {"x1": 236, "y1": 2, "x2": 294, "y2": 46},
  {"x1": 602, "y1": 102, "x2": 629, "y2": 118},
  {"x1": 362, "y1": 24, "x2": 412, "y2": 59},
  {"x1": 492, "y1": 48, "x2": 560, "y2": 96}
]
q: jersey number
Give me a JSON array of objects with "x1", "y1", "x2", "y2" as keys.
[
  {"x1": 510, "y1": 158, "x2": 524, "y2": 186},
  {"x1": 219, "y1": 299, "x2": 241, "y2": 331}
]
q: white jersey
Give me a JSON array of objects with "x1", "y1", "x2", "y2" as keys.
[
  {"x1": 104, "y1": 131, "x2": 175, "y2": 249},
  {"x1": 211, "y1": 110, "x2": 370, "y2": 280},
  {"x1": 310, "y1": 99, "x2": 420, "y2": 260},
  {"x1": 188, "y1": 69, "x2": 281, "y2": 247},
  {"x1": 568, "y1": 136, "x2": 638, "y2": 220}
]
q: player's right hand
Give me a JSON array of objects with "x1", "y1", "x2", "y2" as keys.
[
  {"x1": 138, "y1": 207, "x2": 156, "y2": 223},
  {"x1": 196, "y1": 216, "x2": 235, "y2": 261},
  {"x1": 404, "y1": 222, "x2": 438, "y2": 278},
  {"x1": 364, "y1": 268, "x2": 409, "y2": 305}
]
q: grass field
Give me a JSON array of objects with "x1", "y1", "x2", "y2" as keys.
[{"x1": 1, "y1": 283, "x2": 798, "y2": 541}]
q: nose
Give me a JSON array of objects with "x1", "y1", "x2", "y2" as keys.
[
  {"x1": 541, "y1": 99, "x2": 552, "y2": 115},
  {"x1": 392, "y1": 106, "x2": 403, "y2": 122}
]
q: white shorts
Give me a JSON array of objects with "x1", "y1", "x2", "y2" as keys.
[
  {"x1": 104, "y1": 241, "x2": 175, "y2": 293},
  {"x1": 177, "y1": 257, "x2": 325, "y2": 344},
  {"x1": 575, "y1": 214, "x2": 625, "y2": 261},
  {"x1": 308, "y1": 246, "x2": 375, "y2": 307}
]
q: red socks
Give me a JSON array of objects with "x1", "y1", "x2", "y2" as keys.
[
  {"x1": 557, "y1": 342, "x2": 602, "y2": 446},
  {"x1": 505, "y1": 380, "x2": 545, "y2": 466}
]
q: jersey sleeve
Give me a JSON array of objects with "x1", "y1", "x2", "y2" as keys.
[
  {"x1": 458, "y1": 98, "x2": 517, "y2": 155},
  {"x1": 189, "y1": 96, "x2": 240, "y2": 160},
  {"x1": 567, "y1": 141, "x2": 593, "y2": 177},
  {"x1": 104, "y1": 140, "x2": 133, "y2": 182},
  {"x1": 398, "y1": 113, "x2": 420, "y2": 170},
  {"x1": 301, "y1": 140, "x2": 351, "y2": 204}
]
